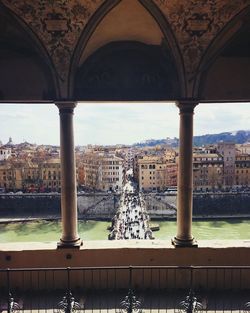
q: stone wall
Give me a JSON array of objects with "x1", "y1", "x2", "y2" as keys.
[
  {"x1": 0, "y1": 194, "x2": 61, "y2": 217},
  {"x1": 0, "y1": 193, "x2": 119, "y2": 219},
  {"x1": 144, "y1": 192, "x2": 250, "y2": 218},
  {"x1": 143, "y1": 193, "x2": 176, "y2": 218},
  {"x1": 77, "y1": 193, "x2": 119, "y2": 219},
  {"x1": 0, "y1": 192, "x2": 249, "y2": 220},
  {"x1": 193, "y1": 192, "x2": 250, "y2": 216}
]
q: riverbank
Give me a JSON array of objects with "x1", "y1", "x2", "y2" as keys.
[
  {"x1": 151, "y1": 214, "x2": 250, "y2": 221},
  {"x1": 0, "y1": 219, "x2": 249, "y2": 242},
  {"x1": 1, "y1": 213, "x2": 250, "y2": 224},
  {"x1": 0, "y1": 215, "x2": 110, "y2": 224},
  {"x1": 1, "y1": 192, "x2": 250, "y2": 220}
]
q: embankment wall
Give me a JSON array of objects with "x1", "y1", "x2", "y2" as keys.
[{"x1": 0, "y1": 192, "x2": 249, "y2": 219}]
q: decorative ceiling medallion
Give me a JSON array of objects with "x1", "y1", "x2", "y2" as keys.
[
  {"x1": 185, "y1": 13, "x2": 212, "y2": 37},
  {"x1": 154, "y1": 0, "x2": 250, "y2": 77},
  {"x1": 2, "y1": 0, "x2": 105, "y2": 82},
  {"x1": 43, "y1": 13, "x2": 69, "y2": 34}
]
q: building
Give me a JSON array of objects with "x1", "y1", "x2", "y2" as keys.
[
  {"x1": 0, "y1": 147, "x2": 12, "y2": 161},
  {"x1": 193, "y1": 153, "x2": 224, "y2": 192},
  {"x1": 235, "y1": 154, "x2": 250, "y2": 188},
  {"x1": 237, "y1": 142, "x2": 250, "y2": 155},
  {"x1": 217, "y1": 142, "x2": 236, "y2": 189},
  {"x1": 40, "y1": 158, "x2": 61, "y2": 192},
  {"x1": 80, "y1": 152, "x2": 124, "y2": 192},
  {"x1": 79, "y1": 152, "x2": 101, "y2": 190},
  {"x1": 137, "y1": 155, "x2": 174, "y2": 192},
  {"x1": 0, "y1": 157, "x2": 61, "y2": 192},
  {"x1": 165, "y1": 162, "x2": 178, "y2": 187},
  {"x1": 101, "y1": 154, "x2": 124, "y2": 192},
  {"x1": 20, "y1": 161, "x2": 40, "y2": 192},
  {"x1": 0, "y1": 163, "x2": 14, "y2": 190}
]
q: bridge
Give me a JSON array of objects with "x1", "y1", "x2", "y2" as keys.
[{"x1": 108, "y1": 180, "x2": 154, "y2": 240}]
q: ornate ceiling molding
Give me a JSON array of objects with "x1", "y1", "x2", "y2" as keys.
[
  {"x1": 2, "y1": 0, "x2": 250, "y2": 88},
  {"x1": 153, "y1": 0, "x2": 250, "y2": 79},
  {"x1": 2, "y1": 0, "x2": 105, "y2": 82}
]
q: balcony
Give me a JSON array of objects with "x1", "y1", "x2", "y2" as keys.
[
  {"x1": 1, "y1": 238, "x2": 250, "y2": 311},
  {"x1": 0, "y1": 265, "x2": 250, "y2": 313}
]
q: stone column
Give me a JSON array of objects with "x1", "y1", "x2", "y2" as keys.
[
  {"x1": 172, "y1": 100, "x2": 198, "y2": 247},
  {"x1": 56, "y1": 102, "x2": 82, "y2": 248}
]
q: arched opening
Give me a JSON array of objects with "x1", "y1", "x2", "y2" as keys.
[
  {"x1": 198, "y1": 10, "x2": 250, "y2": 101},
  {"x1": 0, "y1": 8, "x2": 57, "y2": 101},
  {"x1": 74, "y1": 41, "x2": 180, "y2": 101},
  {"x1": 70, "y1": 0, "x2": 184, "y2": 100}
]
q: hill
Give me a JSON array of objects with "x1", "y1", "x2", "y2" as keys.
[
  {"x1": 134, "y1": 130, "x2": 250, "y2": 147},
  {"x1": 193, "y1": 130, "x2": 250, "y2": 146}
]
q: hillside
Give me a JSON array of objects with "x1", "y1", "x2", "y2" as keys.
[
  {"x1": 194, "y1": 130, "x2": 250, "y2": 146},
  {"x1": 134, "y1": 130, "x2": 250, "y2": 147}
]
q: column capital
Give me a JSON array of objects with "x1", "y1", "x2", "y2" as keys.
[
  {"x1": 55, "y1": 101, "x2": 77, "y2": 113},
  {"x1": 175, "y1": 100, "x2": 199, "y2": 114}
]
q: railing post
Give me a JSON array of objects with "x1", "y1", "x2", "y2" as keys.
[
  {"x1": 7, "y1": 269, "x2": 11, "y2": 313},
  {"x1": 57, "y1": 267, "x2": 81, "y2": 313},
  {"x1": 119, "y1": 266, "x2": 142, "y2": 313},
  {"x1": 179, "y1": 267, "x2": 203, "y2": 313},
  {"x1": 66, "y1": 267, "x2": 71, "y2": 313},
  {"x1": 7, "y1": 269, "x2": 20, "y2": 313}
]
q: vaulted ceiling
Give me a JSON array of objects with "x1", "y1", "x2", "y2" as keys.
[{"x1": 0, "y1": 0, "x2": 250, "y2": 101}]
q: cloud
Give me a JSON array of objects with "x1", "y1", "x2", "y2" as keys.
[
  {"x1": 74, "y1": 102, "x2": 179, "y2": 145},
  {"x1": 194, "y1": 103, "x2": 250, "y2": 135},
  {"x1": 1, "y1": 102, "x2": 250, "y2": 146},
  {"x1": 0, "y1": 104, "x2": 59, "y2": 145}
]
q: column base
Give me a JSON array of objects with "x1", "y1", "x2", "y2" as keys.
[
  {"x1": 57, "y1": 238, "x2": 83, "y2": 249},
  {"x1": 171, "y1": 237, "x2": 198, "y2": 248}
]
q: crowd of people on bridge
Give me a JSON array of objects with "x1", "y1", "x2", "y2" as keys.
[{"x1": 109, "y1": 178, "x2": 154, "y2": 240}]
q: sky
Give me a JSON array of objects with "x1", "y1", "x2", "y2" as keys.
[{"x1": 0, "y1": 102, "x2": 250, "y2": 146}]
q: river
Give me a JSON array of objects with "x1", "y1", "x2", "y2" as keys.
[{"x1": 0, "y1": 219, "x2": 249, "y2": 242}]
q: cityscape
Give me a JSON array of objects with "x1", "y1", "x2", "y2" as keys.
[
  {"x1": 1, "y1": 132, "x2": 250, "y2": 242},
  {"x1": 0, "y1": 135, "x2": 250, "y2": 194},
  {"x1": 1, "y1": 1, "x2": 250, "y2": 310}
]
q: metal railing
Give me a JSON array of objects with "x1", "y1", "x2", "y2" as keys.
[{"x1": 0, "y1": 266, "x2": 249, "y2": 313}]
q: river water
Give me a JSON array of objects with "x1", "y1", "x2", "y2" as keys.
[{"x1": 0, "y1": 219, "x2": 249, "y2": 242}]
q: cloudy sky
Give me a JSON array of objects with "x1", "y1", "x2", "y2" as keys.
[{"x1": 0, "y1": 102, "x2": 250, "y2": 146}]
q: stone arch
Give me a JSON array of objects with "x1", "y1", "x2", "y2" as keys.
[
  {"x1": 70, "y1": 0, "x2": 184, "y2": 100},
  {"x1": 139, "y1": 0, "x2": 186, "y2": 97},
  {"x1": 195, "y1": 6, "x2": 250, "y2": 101},
  {"x1": 69, "y1": 0, "x2": 122, "y2": 98},
  {"x1": 0, "y1": 3, "x2": 58, "y2": 101},
  {"x1": 74, "y1": 41, "x2": 180, "y2": 100}
]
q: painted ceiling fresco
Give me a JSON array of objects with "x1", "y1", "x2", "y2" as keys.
[
  {"x1": 2, "y1": 0, "x2": 105, "y2": 82},
  {"x1": 2, "y1": 0, "x2": 250, "y2": 82},
  {"x1": 154, "y1": 0, "x2": 250, "y2": 78}
]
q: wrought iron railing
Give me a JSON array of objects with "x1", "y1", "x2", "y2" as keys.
[{"x1": 0, "y1": 266, "x2": 249, "y2": 313}]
